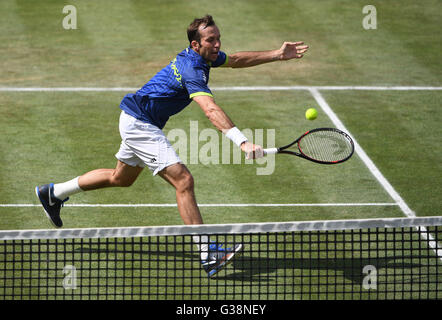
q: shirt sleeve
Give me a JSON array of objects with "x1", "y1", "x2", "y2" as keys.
[
  {"x1": 211, "y1": 51, "x2": 228, "y2": 68},
  {"x1": 182, "y1": 67, "x2": 213, "y2": 99}
]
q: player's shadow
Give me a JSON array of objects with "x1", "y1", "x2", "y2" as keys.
[
  {"x1": 77, "y1": 246, "x2": 425, "y2": 284},
  {"x1": 217, "y1": 256, "x2": 424, "y2": 283}
]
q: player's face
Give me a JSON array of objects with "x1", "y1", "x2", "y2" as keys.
[{"x1": 193, "y1": 25, "x2": 221, "y2": 62}]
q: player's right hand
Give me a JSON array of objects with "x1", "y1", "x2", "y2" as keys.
[{"x1": 241, "y1": 141, "x2": 264, "y2": 159}]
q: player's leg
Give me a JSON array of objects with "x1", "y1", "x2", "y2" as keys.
[
  {"x1": 158, "y1": 163, "x2": 243, "y2": 277},
  {"x1": 157, "y1": 163, "x2": 209, "y2": 269},
  {"x1": 36, "y1": 110, "x2": 147, "y2": 228},
  {"x1": 157, "y1": 163, "x2": 203, "y2": 225},
  {"x1": 54, "y1": 160, "x2": 143, "y2": 199},
  {"x1": 35, "y1": 160, "x2": 143, "y2": 228},
  {"x1": 77, "y1": 160, "x2": 143, "y2": 191}
]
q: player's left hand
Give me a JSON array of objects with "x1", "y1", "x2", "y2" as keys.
[{"x1": 279, "y1": 41, "x2": 309, "y2": 60}]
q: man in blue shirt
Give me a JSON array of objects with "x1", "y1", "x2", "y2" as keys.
[
  {"x1": 121, "y1": 46, "x2": 228, "y2": 130},
  {"x1": 36, "y1": 15, "x2": 308, "y2": 277}
]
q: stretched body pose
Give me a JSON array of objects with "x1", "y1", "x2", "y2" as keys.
[{"x1": 36, "y1": 15, "x2": 308, "y2": 277}]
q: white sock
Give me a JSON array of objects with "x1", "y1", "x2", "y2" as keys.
[
  {"x1": 53, "y1": 177, "x2": 83, "y2": 200},
  {"x1": 193, "y1": 235, "x2": 209, "y2": 261}
]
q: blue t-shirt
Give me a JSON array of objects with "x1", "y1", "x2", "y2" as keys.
[{"x1": 119, "y1": 47, "x2": 228, "y2": 129}]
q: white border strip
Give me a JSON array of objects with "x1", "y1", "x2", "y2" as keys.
[
  {"x1": 0, "y1": 216, "x2": 441, "y2": 241},
  {"x1": 0, "y1": 203, "x2": 398, "y2": 208},
  {"x1": 0, "y1": 86, "x2": 441, "y2": 92}
]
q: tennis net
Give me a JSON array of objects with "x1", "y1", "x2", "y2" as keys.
[{"x1": 0, "y1": 217, "x2": 441, "y2": 300}]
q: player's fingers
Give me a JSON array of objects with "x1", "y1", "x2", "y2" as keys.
[
  {"x1": 283, "y1": 41, "x2": 303, "y2": 48},
  {"x1": 245, "y1": 147, "x2": 264, "y2": 159},
  {"x1": 254, "y1": 147, "x2": 264, "y2": 159},
  {"x1": 297, "y1": 48, "x2": 308, "y2": 54}
]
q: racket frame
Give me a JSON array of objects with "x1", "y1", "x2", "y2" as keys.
[{"x1": 268, "y1": 127, "x2": 355, "y2": 164}]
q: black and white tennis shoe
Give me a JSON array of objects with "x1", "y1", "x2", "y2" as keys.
[
  {"x1": 35, "y1": 183, "x2": 69, "y2": 228},
  {"x1": 201, "y1": 242, "x2": 243, "y2": 278}
]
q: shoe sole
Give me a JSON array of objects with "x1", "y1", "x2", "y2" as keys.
[
  {"x1": 208, "y1": 244, "x2": 243, "y2": 278},
  {"x1": 35, "y1": 186, "x2": 61, "y2": 228}
]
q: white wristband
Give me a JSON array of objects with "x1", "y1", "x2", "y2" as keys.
[{"x1": 225, "y1": 127, "x2": 248, "y2": 147}]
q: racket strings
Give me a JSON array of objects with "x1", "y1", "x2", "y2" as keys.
[{"x1": 298, "y1": 130, "x2": 353, "y2": 163}]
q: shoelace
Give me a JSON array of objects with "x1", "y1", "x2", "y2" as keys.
[{"x1": 61, "y1": 197, "x2": 69, "y2": 207}]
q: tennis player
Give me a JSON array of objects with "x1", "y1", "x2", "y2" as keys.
[{"x1": 36, "y1": 15, "x2": 308, "y2": 277}]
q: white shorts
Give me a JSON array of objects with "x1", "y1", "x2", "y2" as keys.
[{"x1": 115, "y1": 111, "x2": 181, "y2": 175}]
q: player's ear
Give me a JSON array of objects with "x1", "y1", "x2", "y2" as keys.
[{"x1": 191, "y1": 40, "x2": 200, "y2": 52}]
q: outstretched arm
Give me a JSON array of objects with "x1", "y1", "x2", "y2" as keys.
[
  {"x1": 192, "y1": 95, "x2": 263, "y2": 159},
  {"x1": 225, "y1": 41, "x2": 308, "y2": 68}
]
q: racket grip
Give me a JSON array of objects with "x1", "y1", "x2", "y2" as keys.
[{"x1": 263, "y1": 148, "x2": 278, "y2": 155}]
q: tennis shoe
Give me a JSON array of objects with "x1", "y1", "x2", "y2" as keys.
[
  {"x1": 35, "y1": 183, "x2": 69, "y2": 228},
  {"x1": 201, "y1": 242, "x2": 243, "y2": 278}
]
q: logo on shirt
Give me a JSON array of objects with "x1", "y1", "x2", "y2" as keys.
[{"x1": 170, "y1": 58, "x2": 182, "y2": 86}]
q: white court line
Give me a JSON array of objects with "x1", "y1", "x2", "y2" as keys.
[
  {"x1": 309, "y1": 88, "x2": 415, "y2": 217},
  {"x1": 214, "y1": 86, "x2": 442, "y2": 91},
  {"x1": 0, "y1": 84, "x2": 437, "y2": 215},
  {"x1": 0, "y1": 84, "x2": 436, "y2": 215},
  {"x1": 0, "y1": 85, "x2": 440, "y2": 258},
  {"x1": 0, "y1": 84, "x2": 434, "y2": 211},
  {"x1": 307, "y1": 86, "x2": 442, "y2": 91},
  {"x1": 0, "y1": 86, "x2": 441, "y2": 92},
  {"x1": 308, "y1": 88, "x2": 442, "y2": 260},
  {"x1": 0, "y1": 203, "x2": 398, "y2": 208},
  {"x1": 0, "y1": 87, "x2": 138, "y2": 92}
]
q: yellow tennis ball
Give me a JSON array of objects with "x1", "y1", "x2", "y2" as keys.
[{"x1": 305, "y1": 108, "x2": 318, "y2": 120}]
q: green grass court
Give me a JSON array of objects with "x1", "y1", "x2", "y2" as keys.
[{"x1": 0, "y1": 0, "x2": 440, "y2": 300}]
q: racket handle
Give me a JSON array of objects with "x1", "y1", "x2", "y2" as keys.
[{"x1": 263, "y1": 148, "x2": 278, "y2": 155}]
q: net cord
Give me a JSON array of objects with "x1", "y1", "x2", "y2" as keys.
[{"x1": 0, "y1": 216, "x2": 441, "y2": 241}]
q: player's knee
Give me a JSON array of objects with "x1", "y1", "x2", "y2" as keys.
[
  {"x1": 109, "y1": 173, "x2": 134, "y2": 187},
  {"x1": 176, "y1": 172, "x2": 194, "y2": 193}
]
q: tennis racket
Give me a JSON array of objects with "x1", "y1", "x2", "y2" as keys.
[{"x1": 263, "y1": 128, "x2": 354, "y2": 164}]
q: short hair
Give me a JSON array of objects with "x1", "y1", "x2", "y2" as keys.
[{"x1": 187, "y1": 15, "x2": 216, "y2": 44}]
